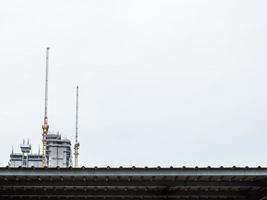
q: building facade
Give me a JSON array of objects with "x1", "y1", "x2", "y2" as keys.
[
  {"x1": 9, "y1": 133, "x2": 72, "y2": 168},
  {"x1": 46, "y1": 133, "x2": 72, "y2": 168},
  {"x1": 8, "y1": 140, "x2": 42, "y2": 168}
]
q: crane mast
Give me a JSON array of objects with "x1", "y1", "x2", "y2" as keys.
[
  {"x1": 42, "y1": 47, "x2": 50, "y2": 167},
  {"x1": 74, "y1": 86, "x2": 80, "y2": 168}
]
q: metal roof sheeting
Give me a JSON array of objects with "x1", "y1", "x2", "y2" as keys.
[{"x1": 0, "y1": 167, "x2": 267, "y2": 199}]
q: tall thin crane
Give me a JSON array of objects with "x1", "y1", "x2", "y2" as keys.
[
  {"x1": 42, "y1": 47, "x2": 50, "y2": 167},
  {"x1": 74, "y1": 86, "x2": 80, "y2": 167}
]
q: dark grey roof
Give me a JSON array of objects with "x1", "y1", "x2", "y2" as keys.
[{"x1": 0, "y1": 166, "x2": 267, "y2": 199}]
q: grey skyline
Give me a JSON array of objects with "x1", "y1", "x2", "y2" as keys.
[{"x1": 0, "y1": 0, "x2": 267, "y2": 167}]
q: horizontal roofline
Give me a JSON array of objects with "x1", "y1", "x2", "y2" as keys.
[{"x1": 1, "y1": 166, "x2": 267, "y2": 177}]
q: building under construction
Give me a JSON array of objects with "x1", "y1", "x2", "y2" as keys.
[
  {"x1": 8, "y1": 48, "x2": 79, "y2": 168},
  {"x1": 8, "y1": 134, "x2": 72, "y2": 168}
]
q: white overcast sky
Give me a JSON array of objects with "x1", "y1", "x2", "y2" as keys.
[{"x1": 0, "y1": 0, "x2": 267, "y2": 167}]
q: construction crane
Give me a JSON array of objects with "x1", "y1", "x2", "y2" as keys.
[
  {"x1": 74, "y1": 86, "x2": 80, "y2": 168},
  {"x1": 42, "y1": 47, "x2": 50, "y2": 167}
]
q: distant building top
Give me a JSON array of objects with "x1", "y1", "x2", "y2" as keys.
[{"x1": 9, "y1": 133, "x2": 72, "y2": 168}]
